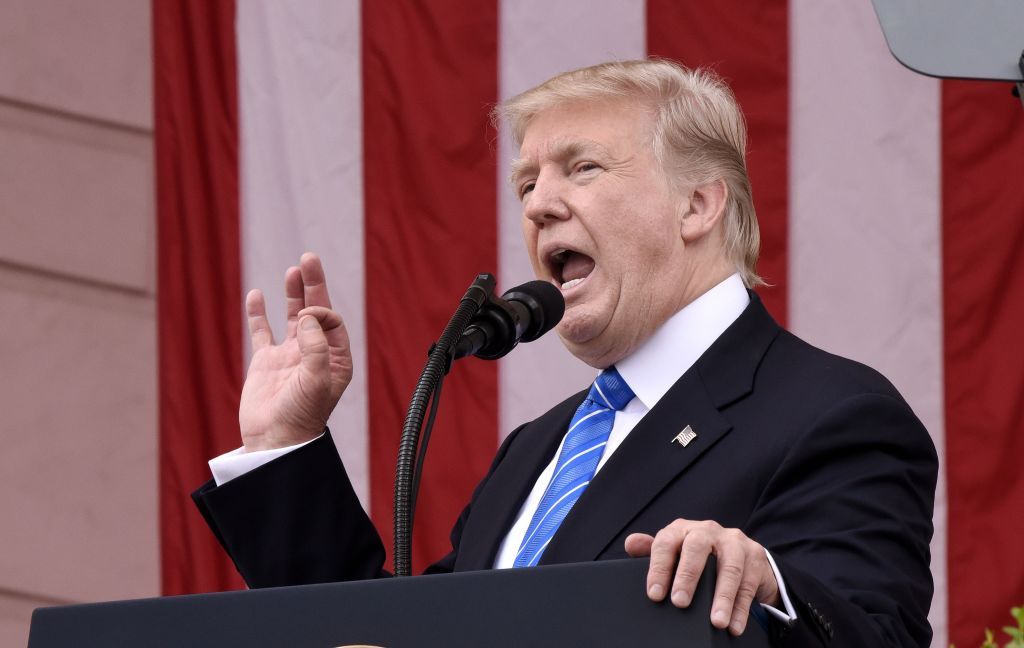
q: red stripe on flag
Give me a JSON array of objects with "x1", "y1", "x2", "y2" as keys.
[
  {"x1": 154, "y1": 0, "x2": 246, "y2": 594},
  {"x1": 362, "y1": 1, "x2": 500, "y2": 572},
  {"x1": 942, "y1": 79, "x2": 1024, "y2": 646},
  {"x1": 646, "y1": 1, "x2": 789, "y2": 324}
]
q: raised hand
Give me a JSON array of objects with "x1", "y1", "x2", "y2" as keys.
[
  {"x1": 625, "y1": 519, "x2": 780, "y2": 636},
  {"x1": 238, "y1": 253, "x2": 353, "y2": 452}
]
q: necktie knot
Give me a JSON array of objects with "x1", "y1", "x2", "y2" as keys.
[{"x1": 588, "y1": 366, "x2": 634, "y2": 412}]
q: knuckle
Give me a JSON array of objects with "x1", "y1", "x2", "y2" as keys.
[
  {"x1": 677, "y1": 565, "x2": 703, "y2": 583},
  {"x1": 650, "y1": 535, "x2": 671, "y2": 552},
  {"x1": 714, "y1": 591, "x2": 737, "y2": 606},
  {"x1": 719, "y1": 561, "x2": 744, "y2": 582},
  {"x1": 648, "y1": 560, "x2": 675, "y2": 578},
  {"x1": 652, "y1": 528, "x2": 682, "y2": 548},
  {"x1": 658, "y1": 520, "x2": 685, "y2": 537},
  {"x1": 736, "y1": 580, "x2": 759, "y2": 600},
  {"x1": 687, "y1": 530, "x2": 711, "y2": 549}
]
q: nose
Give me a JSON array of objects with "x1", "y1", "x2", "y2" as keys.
[{"x1": 523, "y1": 175, "x2": 570, "y2": 227}]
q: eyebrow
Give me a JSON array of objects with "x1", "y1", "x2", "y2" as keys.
[{"x1": 508, "y1": 138, "x2": 614, "y2": 187}]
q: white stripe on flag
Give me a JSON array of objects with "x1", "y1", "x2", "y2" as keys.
[
  {"x1": 789, "y1": 1, "x2": 946, "y2": 644},
  {"x1": 237, "y1": 0, "x2": 369, "y2": 505},
  {"x1": 498, "y1": 0, "x2": 646, "y2": 436}
]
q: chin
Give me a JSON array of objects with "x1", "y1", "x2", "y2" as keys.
[
  {"x1": 556, "y1": 307, "x2": 597, "y2": 343},
  {"x1": 556, "y1": 310, "x2": 615, "y2": 369}
]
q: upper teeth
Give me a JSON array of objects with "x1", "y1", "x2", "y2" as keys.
[{"x1": 561, "y1": 277, "x2": 584, "y2": 290}]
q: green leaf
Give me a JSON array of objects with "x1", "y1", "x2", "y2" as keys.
[{"x1": 981, "y1": 628, "x2": 997, "y2": 648}]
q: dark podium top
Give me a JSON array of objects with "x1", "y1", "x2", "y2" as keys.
[{"x1": 29, "y1": 558, "x2": 768, "y2": 647}]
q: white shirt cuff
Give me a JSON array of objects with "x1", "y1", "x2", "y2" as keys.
[
  {"x1": 760, "y1": 549, "x2": 798, "y2": 625},
  {"x1": 208, "y1": 434, "x2": 322, "y2": 486}
]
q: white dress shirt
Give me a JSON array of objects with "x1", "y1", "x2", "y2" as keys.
[{"x1": 209, "y1": 272, "x2": 796, "y2": 624}]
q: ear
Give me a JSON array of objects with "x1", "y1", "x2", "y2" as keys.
[{"x1": 680, "y1": 179, "x2": 728, "y2": 244}]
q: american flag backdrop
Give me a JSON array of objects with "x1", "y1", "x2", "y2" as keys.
[{"x1": 152, "y1": 2, "x2": 1024, "y2": 646}]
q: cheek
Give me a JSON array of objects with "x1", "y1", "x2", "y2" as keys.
[
  {"x1": 522, "y1": 224, "x2": 544, "y2": 275},
  {"x1": 606, "y1": 229, "x2": 678, "y2": 287}
]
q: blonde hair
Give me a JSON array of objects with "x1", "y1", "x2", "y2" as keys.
[{"x1": 494, "y1": 59, "x2": 762, "y2": 287}]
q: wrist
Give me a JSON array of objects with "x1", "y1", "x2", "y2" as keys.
[{"x1": 242, "y1": 426, "x2": 323, "y2": 452}]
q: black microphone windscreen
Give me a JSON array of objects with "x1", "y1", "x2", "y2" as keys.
[{"x1": 502, "y1": 280, "x2": 565, "y2": 342}]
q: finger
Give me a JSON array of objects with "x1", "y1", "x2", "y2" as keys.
[
  {"x1": 671, "y1": 527, "x2": 713, "y2": 608},
  {"x1": 246, "y1": 289, "x2": 274, "y2": 350},
  {"x1": 296, "y1": 315, "x2": 330, "y2": 376},
  {"x1": 709, "y1": 537, "x2": 747, "y2": 630},
  {"x1": 647, "y1": 525, "x2": 687, "y2": 602},
  {"x1": 299, "y1": 252, "x2": 333, "y2": 310},
  {"x1": 297, "y1": 306, "x2": 351, "y2": 352},
  {"x1": 285, "y1": 266, "x2": 304, "y2": 338},
  {"x1": 727, "y1": 561, "x2": 762, "y2": 636},
  {"x1": 624, "y1": 533, "x2": 654, "y2": 557}
]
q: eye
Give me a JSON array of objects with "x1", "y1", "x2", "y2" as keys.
[
  {"x1": 574, "y1": 161, "x2": 600, "y2": 174},
  {"x1": 519, "y1": 181, "x2": 536, "y2": 199}
]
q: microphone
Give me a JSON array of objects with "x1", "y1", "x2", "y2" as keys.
[
  {"x1": 394, "y1": 274, "x2": 562, "y2": 576},
  {"x1": 453, "y1": 280, "x2": 565, "y2": 360}
]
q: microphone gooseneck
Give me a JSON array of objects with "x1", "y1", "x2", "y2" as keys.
[
  {"x1": 392, "y1": 274, "x2": 564, "y2": 577},
  {"x1": 393, "y1": 273, "x2": 492, "y2": 577}
]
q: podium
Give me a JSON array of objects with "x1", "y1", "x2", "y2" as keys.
[{"x1": 28, "y1": 558, "x2": 769, "y2": 647}]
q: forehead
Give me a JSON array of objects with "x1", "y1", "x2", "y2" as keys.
[{"x1": 513, "y1": 99, "x2": 654, "y2": 171}]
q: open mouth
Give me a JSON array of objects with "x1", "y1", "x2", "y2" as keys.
[{"x1": 549, "y1": 248, "x2": 596, "y2": 291}]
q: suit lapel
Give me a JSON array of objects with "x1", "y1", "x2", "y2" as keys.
[
  {"x1": 452, "y1": 389, "x2": 586, "y2": 571},
  {"x1": 539, "y1": 369, "x2": 730, "y2": 564},
  {"x1": 540, "y1": 293, "x2": 781, "y2": 564}
]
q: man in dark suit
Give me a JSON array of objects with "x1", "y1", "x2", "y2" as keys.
[{"x1": 194, "y1": 60, "x2": 937, "y2": 647}]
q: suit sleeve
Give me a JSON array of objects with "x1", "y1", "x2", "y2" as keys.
[
  {"x1": 747, "y1": 392, "x2": 938, "y2": 648},
  {"x1": 192, "y1": 424, "x2": 528, "y2": 587},
  {"x1": 192, "y1": 430, "x2": 386, "y2": 588}
]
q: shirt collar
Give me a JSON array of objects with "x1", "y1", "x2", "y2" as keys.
[{"x1": 616, "y1": 273, "x2": 750, "y2": 410}]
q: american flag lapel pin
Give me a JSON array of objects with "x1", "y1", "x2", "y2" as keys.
[{"x1": 672, "y1": 425, "x2": 698, "y2": 447}]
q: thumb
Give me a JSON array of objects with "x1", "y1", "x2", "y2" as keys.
[
  {"x1": 625, "y1": 533, "x2": 655, "y2": 557},
  {"x1": 297, "y1": 315, "x2": 330, "y2": 374}
]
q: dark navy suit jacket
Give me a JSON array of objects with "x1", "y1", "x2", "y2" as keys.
[{"x1": 194, "y1": 294, "x2": 937, "y2": 647}]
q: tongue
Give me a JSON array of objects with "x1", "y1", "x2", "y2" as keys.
[{"x1": 561, "y1": 252, "x2": 595, "y2": 282}]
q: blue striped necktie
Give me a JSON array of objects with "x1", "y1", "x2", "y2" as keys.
[{"x1": 513, "y1": 366, "x2": 635, "y2": 568}]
